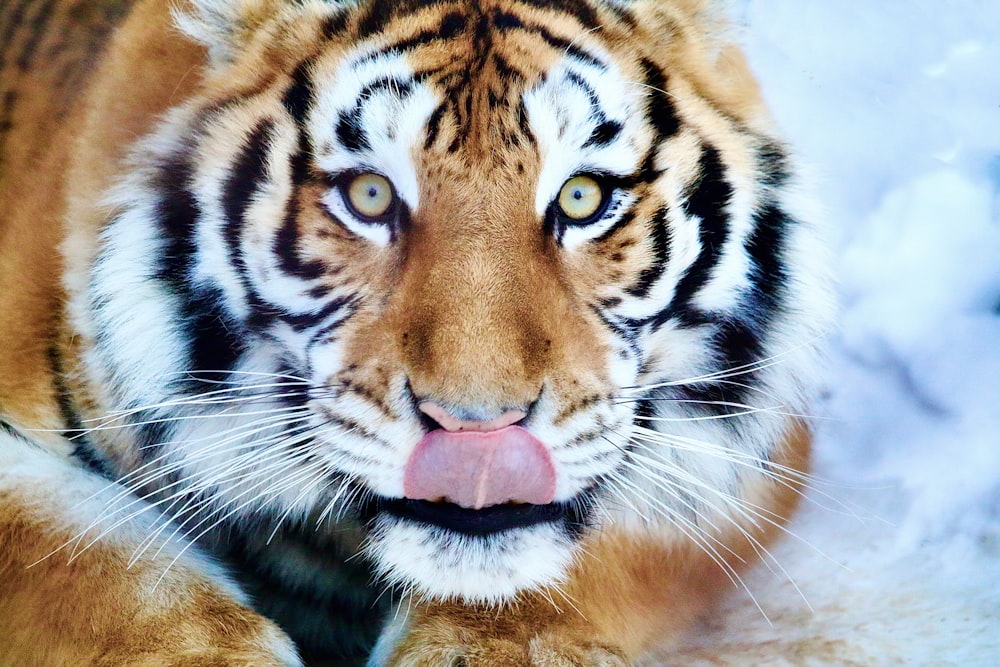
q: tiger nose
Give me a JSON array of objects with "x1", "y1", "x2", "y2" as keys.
[{"x1": 418, "y1": 401, "x2": 527, "y2": 433}]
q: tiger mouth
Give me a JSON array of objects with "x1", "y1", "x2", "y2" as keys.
[{"x1": 375, "y1": 498, "x2": 588, "y2": 537}]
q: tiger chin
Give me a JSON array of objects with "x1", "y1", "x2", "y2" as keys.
[{"x1": 0, "y1": 0, "x2": 831, "y2": 665}]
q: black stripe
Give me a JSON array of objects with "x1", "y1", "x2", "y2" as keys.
[
  {"x1": 14, "y1": 0, "x2": 57, "y2": 70},
  {"x1": 758, "y1": 141, "x2": 791, "y2": 189},
  {"x1": 634, "y1": 148, "x2": 660, "y2": 186},
  {"x1": 516, "y1": 98, "x2": 532, "y2": 137},
  {"x1": 45, "y1": 341, "x2": 88, "y2": 440},
  {"x1": 152, "y1": 149, "x2": 200, "y2": 292},
  {"x1": 336, "y1": 107, "x2": 369, "y2": 153},
  {"x1": 185, "y1": 287, "x2": 248, "y2": 385},
  {"x1": 640, "y1": 58, "x2": 680, "y2": 141},
  {"x1": 358, "y1": 76, "x2": 415, "y2": 103},
  {"x1": 274, "y1": 190, "x2": 327, "y2": 280},
  {"x1": 282, "y1": 57, "x2": 320, "y2": 187},
  {"x1": 746, "y1": 200, "x2": 790, "y2": 311},
  {"x1": 223, "y1": 120, "x2": 274, "y2": 261},
  {"x1": 282, "y1": 60, "x2": 315, "y2": 126},
  {"x1": 280, "y1": 295, "x2": 355, "y2": 333},
  {"x1": 223, "y1": 119, "x2": 280, "y2": 327},
  {"x1": 131, "y1": 417, "x2": 176, "y2": 465},
  {"x1": 72, "y1": 439, "x2": 115, "y2": 478},
  {"x1": 590, "y1": 304, "x2": 642, "y2": 361},
  {"x1": 626, "y1": 207, "x2": 671, "y2": 297},
  {"x1": 379, "y1": 10, "x2": 469, "y2": 53},
  {"x1": 0, "y1": 90, "x2": 17, "y2": 159},
  {"x1": 423, "y1": 102, "x2": 447, "y2": 149},
  {"x1": 594, "y1": 206, "x2": 637, "y2": 244},
  {"x1": 490, "y1": 8, "x2": 523, "y2": 31},
  {"x1": 663, "y1": 315, "x2": 762, "y2": 419},
  {"x1": 152, "y1": 147, "x2": 247, "y2": 386},
  {"x1": 604, "y1": 2, "x2": 638, "y2": 28},
  {"x1": 490, "y1": 53, "x2": 526, "y2": 84},
  {"x1": 563, "y1": 70, "x2": 609, "y2": 131},
  {"x1": 514, "y1": 0, "x2": 599, "y2": 29},
  {"x1": 306, "y1": 302, "x2": 359, "y2": 354},
  {"x1": 0, "y1": 419, "x2": 26, "y2": 442},
  {"x1": 0, "y1": 0, "x2": 33, "y2": 68},
  {"x1": 530, "y1": 23, "x2": 605, "y2": 69},
  {"x1": 652, "y1": 144, "x2": 732, "y2": 328},
  {"x1": 644, "y1": 201, "x2": 793, "y2": 416},
  {"x1": 356, "y1": 0, "x2": 455, "y2": 39},
  {"x1": 320, "y1": 9, "x2": 351, "y2": 40},
  {"x1": 584, "y1": 120, "x2": 623, "y2": 148},
  {"x1": 484, "y1": 9, "x2": 608, "y2": 69}
]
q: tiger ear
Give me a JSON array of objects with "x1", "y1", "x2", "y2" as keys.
[{"x1": 174, "y1": 0, "x2": 282, "y2": 64}]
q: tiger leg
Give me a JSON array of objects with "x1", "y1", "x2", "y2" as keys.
[
  {"x1": 374, "y1": 424, "x2": 810, "y2": 667},
  {"x1": 0, "y1": 428, "x2": 301, "y2": 667}
]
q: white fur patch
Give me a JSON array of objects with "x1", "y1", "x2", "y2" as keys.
[
  {"x1": 525, "y1": 52, "x2": 645, "y2": 249},
  {"x1": 366, "y1": 518, "x2": 578, "y2": 603},
  {"x1": 309, "y1": 48, "x2": 438, "y2": 245}
]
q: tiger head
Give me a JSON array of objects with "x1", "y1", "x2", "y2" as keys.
[{"x1": 73, "y1": 0, "x2": 830, "y2": 604}]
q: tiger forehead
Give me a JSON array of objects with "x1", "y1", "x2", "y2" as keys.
[{"x1": 354, "y1": 3, "x2": 625, "y2": 152}]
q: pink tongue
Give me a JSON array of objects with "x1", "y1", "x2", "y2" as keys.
[{"x1": 403, "y1": 426, "x2": 556, "y2": 510}]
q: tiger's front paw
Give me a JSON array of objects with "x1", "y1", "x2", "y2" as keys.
[
  {"x1": 94, "y1": 598, "x2": 303, "y2": 667},
  {"x1": 373, "y1": 600, "x2": 629, "y2": 667}
]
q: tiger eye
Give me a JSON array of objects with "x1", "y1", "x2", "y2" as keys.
[
  {"x1": 557, "y1": 175, "x2": 605, "y2": 221},
  {"x1": 345, "y1": 173, "x2": 395, "y2": 219}
]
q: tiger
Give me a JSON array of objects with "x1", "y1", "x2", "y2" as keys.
[{"x1": 0, "y1": 0, "x2": 832, "y2": 665}]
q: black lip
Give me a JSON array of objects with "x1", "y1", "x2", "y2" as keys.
[{"x1": 376, "y1": 498, "x2": 582, "y2": 537}]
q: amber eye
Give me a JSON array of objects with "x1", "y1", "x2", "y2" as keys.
[
  {"x1": 343, "y1": 172, "x2": 396, "y2": 220},
  {"x1": 557, "y1": 175, "x2": 606, "y2": 222}
]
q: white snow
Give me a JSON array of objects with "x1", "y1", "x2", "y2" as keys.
[{"x1": 647, "y1": 2, "x2": 1000, "y2": 664}]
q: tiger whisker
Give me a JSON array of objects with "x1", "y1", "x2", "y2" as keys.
[
  {"x1": 139, "y1": 433, "x2": 331, "y2": 562},
  {"x1": 628, "y1": 425, "x2": 815, "y2": 484},
  {"x1": 90, "y1": 381, "x2": 314, "y2": 418},
  {"x1": 152, "y1": 457, "x2": 323, "y2": 561},
  {"x1": 85, "y1": 408, "x2": 315, "y2": 511},
  {"x1": 601, "y1": 467, "x2": 762, "y2": 613},
  {"x1": 617, "y1": 432, "x2": 834, "y2": 606},
  {"x1": 625, "y1": 427, "x2": 827, "y2": 518},
  {"x1": 598, "y1": 441, "x2": 748, "y2": 565},
  {"x1": 608, "y1": 460, "x2": 780, "y2": 620},
  {"x1": 78, "y1": 400, "x2": 314, "y2": 438},
  {"x1": 613, "y1": 378, "x2": 779, "y2": 402},
  {"x1": 315, "y1": 473, "x2": 361, "y2": 528},
  {"x1": 70, "y1": 417, "x2": 318, "y2": 558},
  {"x1": 628, "y1": 425, "x2": 873, "y2": 519},
  {"x1": 265, "y1": 457, "x2": 341, "y2": 545},
  {"x1": 167, "y1": 369, "x2": 313, "y2": 384},
  {"x1": 609, "y1": 422, "x2": 826, "y2": 608},
  {"x1": 136, "y1": 425, "x2": 329, "y2": 557},
  {"x1": 629, "y1": 404, "x2": 805, "y2": 423},
  {"x1": 620, "y1": 338, "x2": 824, "y2": 395},
  {"x1": 150, "y1": 460, "x2": 328, "y2": 589}
]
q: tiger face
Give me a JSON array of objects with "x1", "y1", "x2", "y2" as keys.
[{"x1": 74, "y1": 0, "x2": 829, "y2": 608}]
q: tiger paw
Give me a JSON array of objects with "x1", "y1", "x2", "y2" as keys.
[
  {"x1": 96, "y1": 623, "x2": 301, "y2": 667},
  {"x1": 94, "y1": 604, "x2": 303, "y2": 667},
  {"x1": 373, "y1": 600, "x2": 629, "y2": 667}
]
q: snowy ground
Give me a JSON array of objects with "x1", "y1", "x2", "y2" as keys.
[{"x1": 649, "y1": 3, "x2": 1000, "y2": 664}]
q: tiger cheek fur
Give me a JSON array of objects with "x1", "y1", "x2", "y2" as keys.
[{"x1": 0, "y1": 0, "x2": 832, "y2": 666}]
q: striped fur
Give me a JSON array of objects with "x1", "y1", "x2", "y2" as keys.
[{"x1": 0, "y1": 0, "x2": 831, "y2": 665}]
